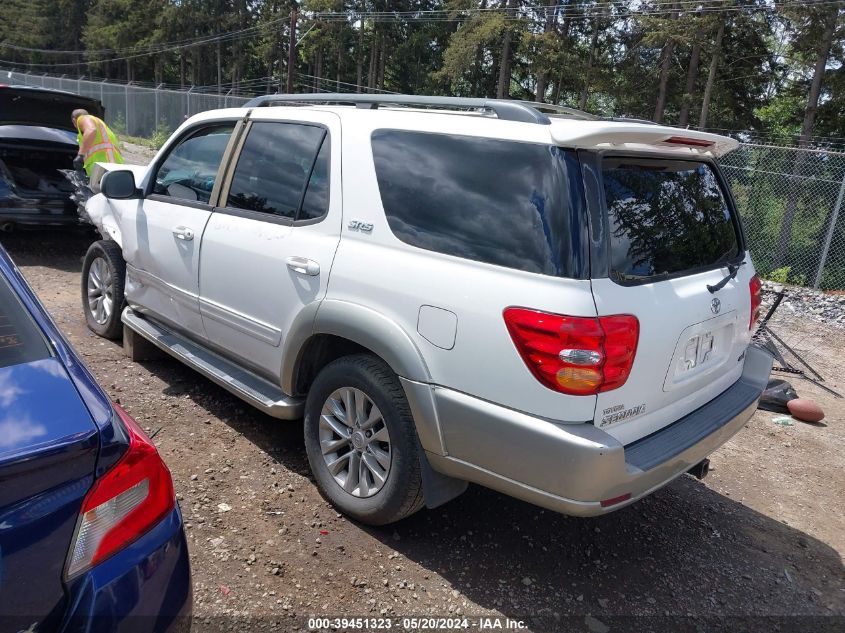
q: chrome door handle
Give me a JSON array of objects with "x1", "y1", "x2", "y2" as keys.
[
  {"x1": 172, "y1": 226, "x2": 194, "y2": 241},
  {"x1": 286, "y1": 256, "x2": 320, "y2": 276}
]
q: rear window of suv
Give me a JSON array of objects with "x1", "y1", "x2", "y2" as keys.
[
  {"x1": 602, "y1": 157, "x2": 741, "y2": 283},
  {"x1": 371, "y1": 130, "x2": 586, "y2": 277},
  {"x1": 0, "y1": 275, "x2": 50, "y2": 369}
]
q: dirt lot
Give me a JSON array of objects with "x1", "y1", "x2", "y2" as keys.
[{"x1": 2, "y1": 146, "x2": 843, "y2": 632}]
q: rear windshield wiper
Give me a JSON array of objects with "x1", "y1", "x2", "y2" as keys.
[
  {"x1": 613, "y1": 271, "x2": 670, "y2": 284},
  {"x1": 707, "y1": 261, "x2": 746, "y2": 293}
]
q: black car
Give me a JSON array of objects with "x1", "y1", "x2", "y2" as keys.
[{"x1": 0, "y1": 85, "x2": 104, "y2": 230}]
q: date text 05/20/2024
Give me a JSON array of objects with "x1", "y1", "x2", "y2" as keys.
[{"x1": 306, "y1": 617, "x2": 528, "y2": 630}]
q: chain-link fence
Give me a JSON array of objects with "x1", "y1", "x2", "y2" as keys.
[
  {"x1": 4, "y1": 70, "x2": 251, "y2": 138},
  {"x1": 4, "y1": 69, "x2": 844, "y2": 290},
  {"x1": 720, "y1": 144, "x2": 845, "y2": 290}
]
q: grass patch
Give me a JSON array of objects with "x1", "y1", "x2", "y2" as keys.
[
  {"x1": 118, "y1": 123, "x2": 171, "y2": 151},
  {"x1": 120, "y1": 134, "x2": 158, "y2": 149}
]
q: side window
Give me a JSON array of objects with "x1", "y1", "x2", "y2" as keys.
[
  {"x1": 371, "y1": 130, "x2": 582, "y2": 277},
  {"x1": 299, "y1": 136, "x2": 330, "y2": 221},
  {"x1": 152, "y1": 123, "x2": 235, "y2": 204},
  {"x1": 225, "y1": 122, "x2": 326, "y2": 220}
]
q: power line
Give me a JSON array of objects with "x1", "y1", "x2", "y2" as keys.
[
  {"x1": 309, "y1": 0, "x2": 842, "y2": 21},
  {"x1": 1, "y1": 0, "x2": 839, "y2": 66},
  {"x1": 0, "y1": 26, "x2": 273, "y2": 68},
  {"x1": 0, "y1": 16, "x2": 289, "y2": 57}
]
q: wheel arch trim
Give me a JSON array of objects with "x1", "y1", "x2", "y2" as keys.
[
  {"x1": 282, "y1": 302, "x2": 467, "y2": 512},
  {"x1": 281, "y1": 299, "x2": 432, "y2": 395}
]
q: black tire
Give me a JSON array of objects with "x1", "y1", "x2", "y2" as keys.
[
  {"x1": 81, "y1": 240, "x2": 126, "y2": 339},
  {"x1": 304, "y1": 354, "x2": 424, "y2": 526}
]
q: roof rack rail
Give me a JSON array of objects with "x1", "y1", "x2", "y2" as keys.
[
  {"x1": 519, "y1": 101, "x2": 598, "y2": 121},
  {"x1": 243, "y1": 93, "x2": 594, "y2": 125},
  {"x1": 604, "y1": 116, "x2": 659, "y2": 125}
]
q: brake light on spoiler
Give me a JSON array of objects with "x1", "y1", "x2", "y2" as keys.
[
  {"x1": 664, "y1": 136, "x2": 715, "y2": 148},
  {"x1": 549, "y1": 123, "x2": 738, "y2": 157}
]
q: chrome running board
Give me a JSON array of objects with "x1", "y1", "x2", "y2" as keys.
[{"x1": 122, "y1": 307, "x2": 303, "y2": 420}]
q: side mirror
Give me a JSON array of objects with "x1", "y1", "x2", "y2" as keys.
[{"x1": 101, "y1": 170, "x2": 140, "y2": 200}]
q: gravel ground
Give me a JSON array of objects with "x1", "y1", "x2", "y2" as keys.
[{"x1": 2, "y1": 144, "x2": 842, "y2": 632}]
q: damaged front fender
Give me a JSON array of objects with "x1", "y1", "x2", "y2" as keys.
[
  {"x1": 84, "y1": 193, "x2": 124, "y2": 247},
  {"x1": 70, "y1": 162, "x2": 148, "y2": 248}
]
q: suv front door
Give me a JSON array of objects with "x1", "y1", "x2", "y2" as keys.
[
  {"x1": 123, "y1": 122, "x2": 237, "y2": 336},
  {"x1": 197, "y1": 111, "x2": 341, "y2": 381}
]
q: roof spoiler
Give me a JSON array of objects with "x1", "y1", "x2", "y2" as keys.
[{"x1": 551, "y1": 123, "x2": 739, "y2": 157}]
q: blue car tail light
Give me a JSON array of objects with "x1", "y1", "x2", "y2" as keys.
[{"x1": 66, "y1": 404, "x2": 175, "y2": 578}]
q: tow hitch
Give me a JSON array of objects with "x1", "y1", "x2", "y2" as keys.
[{"x1": 687, "y1": 458, "x2": 710, "y2": 480}]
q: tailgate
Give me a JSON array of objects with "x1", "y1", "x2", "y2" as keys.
[{"x1": 591, "y1": 155, "x2": 754, "y2": 445}]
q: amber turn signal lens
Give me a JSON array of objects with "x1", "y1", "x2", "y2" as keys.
[{"x1": 556, "y1": 366, "x2": 603, "y2": 393}]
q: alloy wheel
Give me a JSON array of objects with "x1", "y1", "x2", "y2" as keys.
[
  {"x1": 319, "y1": 387, "x2": 391, "y2": 498},
  {"x1": 87, "y1": 257, "x2": 113, "y2": 325}
]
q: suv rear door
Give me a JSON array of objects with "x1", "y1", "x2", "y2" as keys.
[
  {"x1": 585, "y1": 153, "x2": 755, "y2": 444},
  {"x1": 197, "y1": 110, "x2": 341, "y2": 380}
]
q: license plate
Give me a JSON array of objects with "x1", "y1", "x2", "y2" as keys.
[{"x1": 678, "y1": 331, "x2": 715, "y2": 373}]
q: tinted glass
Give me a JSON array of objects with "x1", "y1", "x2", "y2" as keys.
[
  {"x1": 371, "y1": 130, "x2": 584, "y2": 277},
  {"x1": 0, "y1": 275, "x2": 50, "y2": 369},
  {"x1": 153, "y1": 124, "x2": 234, "y2": 203},
  {"x1": 299, "y1": 136, "x2": 330, "y2": 221},
  {"x1": 602, "y1": 158, "x2": 740, "y2": 282},
  {"x1": 226, "y1": 122, "x2": 325, "y2": 219}
]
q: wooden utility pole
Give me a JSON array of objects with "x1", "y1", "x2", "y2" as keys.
[
  {"x1": 286, "y1": 3, "x2": 298, "y2": 94},
  {"x1": 217, "y1": 41, "x2": 222, "y2": 94},
  {"x1": 279, "y1": 30, "x2": 285, "y2": 92},
  {"x1": 356, "y1": 1, "x2": 364, "y2": 92}
]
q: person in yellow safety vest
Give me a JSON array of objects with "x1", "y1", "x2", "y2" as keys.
[{"x1": 71, "y1": 109, "x2": 124, "y2": 177}]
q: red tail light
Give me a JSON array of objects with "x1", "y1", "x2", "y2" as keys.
[
  {"x1": 66, "y1": 404, "x2": 175, "y2": 578},
  {"x1": 504, "y1": 308, "x2": 639, "y2": 395},
  {"x1": 749, "y1": 275, "x2": 762, "y2": 329}
]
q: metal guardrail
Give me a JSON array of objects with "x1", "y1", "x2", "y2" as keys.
[{"x1": 4, "y1": 70, "x2": 844, "y2": 290}]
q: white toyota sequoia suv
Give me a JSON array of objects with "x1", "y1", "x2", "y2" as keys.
[{"x1": 80, "y1": 94, "x2": 772, "y2": 525}]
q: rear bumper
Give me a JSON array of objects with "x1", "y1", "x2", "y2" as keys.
[
  {"x1": 59, "y1": 507, "x2": 192, "y2": 633},
  {"x1": 419, "y1": 345, "x2": 773, "y2": 517},
  {"x1": 0, "y1": 198, "x2": 80, "y2": 227}
]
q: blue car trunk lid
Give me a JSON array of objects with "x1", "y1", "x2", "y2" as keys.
[{"x1": 0, "y1": 358, "x2": 98, "y2": 631}]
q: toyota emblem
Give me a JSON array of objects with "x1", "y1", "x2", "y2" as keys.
[{"x1": 711, "y1": 297, "x2": 721, "y2": 314}]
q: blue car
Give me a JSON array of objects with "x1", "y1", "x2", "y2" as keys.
[{"x1": 0, "y1": 243, "x2": 191, "y2": 631}]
